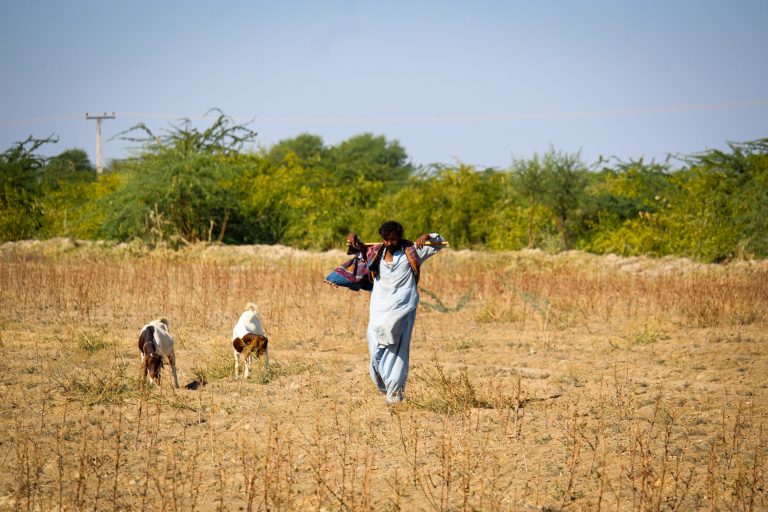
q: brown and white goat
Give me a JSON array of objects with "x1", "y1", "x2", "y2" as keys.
[
  {"x1": 232, "y1": 303, "x2": 269, "y2": 379},
  {"x1": 138, "y1": 318, "x2": 179, "y2": 388}
]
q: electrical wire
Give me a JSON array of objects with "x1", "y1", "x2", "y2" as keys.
[{"x1": 2, "y1": 99, "x2": 767, "y2": 127}]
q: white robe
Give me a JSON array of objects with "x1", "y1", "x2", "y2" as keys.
[{"x1": 367, "y1": 233, "x2": 445, "y2": 402}]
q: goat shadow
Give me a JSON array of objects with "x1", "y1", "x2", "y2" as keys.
[{"x1": 185, "y1": 378, "x2": 206, "y2": 391}]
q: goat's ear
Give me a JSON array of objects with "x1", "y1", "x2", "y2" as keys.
[
  {"x1": 256, "y1": 335, "x2": 269, "y2": 356},
  {"x1": 233, "y1": 338, "x2": 245, "y2": 353}
]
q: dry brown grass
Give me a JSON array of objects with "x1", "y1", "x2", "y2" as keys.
[{"x1": 0, "y1": 239, "x2": 766, "y2": 511}]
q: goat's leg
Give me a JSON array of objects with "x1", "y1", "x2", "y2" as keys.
[
  {"x1": 140, "y1": 360, "x2": 148, "y2": 389},
  {"x1": 234, "y1": 351, "x2": 240, "y2": 379},
  {"x1": 169, "y1": 352, "x2": 180, "y2": 389},
  {"x1": 244, "y1": 355, "x2": 251, "y2": 379}
]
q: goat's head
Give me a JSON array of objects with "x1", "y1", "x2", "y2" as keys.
[
  {"x1": 145, "y1": 354, "x2": 164, "y2": 382},
  {"x1": 140, "y1": 341, "x2": 164, "y2": 383},
  {"x1": 234, "y1": 334, "x2": 268, "y2": 359}
]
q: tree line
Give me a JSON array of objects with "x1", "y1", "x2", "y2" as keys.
[{"x1": 1, "y1": 114, "x2": 766, "y2": 262}]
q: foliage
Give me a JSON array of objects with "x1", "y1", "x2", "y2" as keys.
[
  {"x1": 99, "y1": 113, "x2": 257, "y2": 244},
  {"x1": 117, "y1": 109, "x2": 258, "y2": 157},
  {"x1": 537, "y1": 149, "x2": 589, "y2": 250},
  {"x1": 580, "y1": 158, "x2": 674, "y2": 256},
  {"x1": 1, "y1": 116, "x2": 766, "y2": 263},
  {"x1": 363, "y1": 164, "x2": 504, "y2": 248},
  {"x1": 327, "y1": 132, "x2": 412, "y2": 185},
  {"x1": 582, "y1": 139, "x2": 768, "y2": 261},
  {"x1": 0, "y1": 136, "x2": 56, "y2": 240},
  {"x1": 266, "y1": 133, "x2": 326, "y2": 165},
  {"x1": 237, "y1": 133, "x2": 408, "y2": 249},
  {"x1": 669, "y1": 139, "x2": 768, "y2": 261},
  {"x1": 37, "y1": 149, "x2": 99, "y2": 238},
  {"x1": 513, "y1": 154, "x2": 547, "y2": 248},
  {"x1": 483, "y1": 171, "x2": 533, "y2": 251}
]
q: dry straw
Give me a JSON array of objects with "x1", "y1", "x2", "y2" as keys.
[{"x1": 0, "y1": 239, "x2": 765, "y2": 510}]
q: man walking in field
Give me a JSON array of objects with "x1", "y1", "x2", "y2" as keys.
[{"x1": 329, "y1": 221, "x2": 447, "y2": 403}]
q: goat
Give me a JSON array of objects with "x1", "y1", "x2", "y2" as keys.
[
  {"x1": 232, "y1": 303, "x2": 269, "y2": 379},
  {"x1": 138, "y1": 318, "x2": 179, "y2": 389}
]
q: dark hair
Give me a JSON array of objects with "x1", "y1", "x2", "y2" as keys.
[{"x1": 378, "y1": 220, "x2": 404, "y2": 239}]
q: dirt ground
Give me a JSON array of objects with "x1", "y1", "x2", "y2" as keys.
[{"x1": 0, "y1": 239, "x2": 766, "y2": 511}]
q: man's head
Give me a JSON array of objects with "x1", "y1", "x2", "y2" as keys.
[{"x1": 379, "y1": 220, "x2": 404, "y2": 251}]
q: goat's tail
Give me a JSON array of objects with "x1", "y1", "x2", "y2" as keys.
[{"x1": 245, "y1": 302, "x2": 259, "y2": 315}]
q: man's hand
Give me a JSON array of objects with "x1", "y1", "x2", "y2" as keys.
[
  {"x1": 346, "y1": 232, "x2": 363, "y2": 250},
  {"x1": 415, "y1": 233, "x2": 431, "y2": 248}
]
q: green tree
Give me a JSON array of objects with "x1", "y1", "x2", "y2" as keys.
[
  {"x1": 580, "y1": 158, "x2": 673, "y2": 256},
  {"x1": 41, "y1": 149, "x2": 94, "y2": 183},
  {"x1": 267, "y1": 133, "x2": 326, "y2": 165},
  {"x1": 363, "y1": 164, "x2": 502, "y2": 249},
  {"x1": 665, "y1": 139, "x2": 768, "y2": 261},
  {"x1": 485, "y1": 169, "x2": 539, "y2": 251},
  {"x1": 0, "y1": 136, "x2": 57, "y2": 240},
  {"x1": 513, "y1": 155, "x2": 547, "y2": 248},
  {"x1": 35, "y1": 149, "x2": 99, "y2": 238},
  {"x1": 233, "y1": 152, "x2": 305, "y2": 244},
  {"x1": 237, "y1": 132, "x2": 411, "y2": 249},
  {"x1": 328, "y1": 133, "x2": 412, "y2": 185},
  {"x1": 100, "y1": 113, "x2": 257, "y2": 244},
  {"x1": 539, "y1": 149, "x2": 589, "y2": 250}
]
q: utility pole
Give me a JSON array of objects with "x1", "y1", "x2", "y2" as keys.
[{"x1": 85, "y1": 112, "x2": 115, "y2": 174}]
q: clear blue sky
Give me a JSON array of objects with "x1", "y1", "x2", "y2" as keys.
[{"x1": 1, "y1": 0, "x2": 766, "y2": 169}]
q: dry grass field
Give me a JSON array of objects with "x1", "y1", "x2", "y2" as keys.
[{"x1": 0, "y1": 239, "x2": 766, "y2": 511}]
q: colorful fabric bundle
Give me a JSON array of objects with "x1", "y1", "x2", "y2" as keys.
[
  {"x1": 324, "y1": 252, "x2": 374, "y2": 291},
  {"x1": 325, "y1": 241, "x2": 422, "y2": 292}
]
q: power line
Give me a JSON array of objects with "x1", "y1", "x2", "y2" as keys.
[
  {"x1": 2, "y1": 99, "x2": 767, "y2": 128},
  {"x1": 0, "y1": 114, "x2": 82, "y2": 127},
  {"x1": 119, "y1": 99, "x2": 768, "y2": 124}
]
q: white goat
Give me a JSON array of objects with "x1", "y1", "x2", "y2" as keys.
[
  {"x1": 232, "y1": 303, "x2": 269, "y2": 379},
  {"x1": 138, "y1": 318, "x2": 180, "y2": 389}
]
